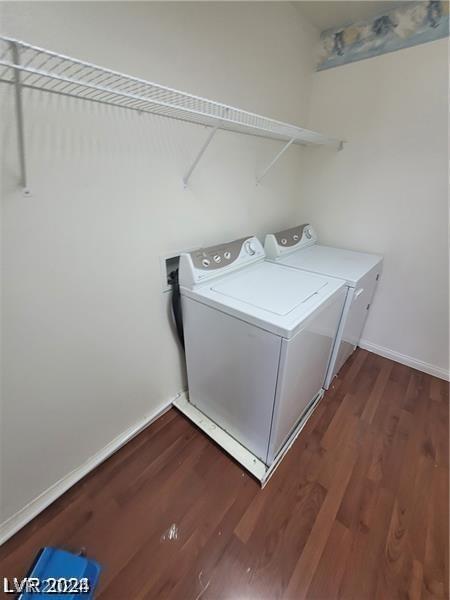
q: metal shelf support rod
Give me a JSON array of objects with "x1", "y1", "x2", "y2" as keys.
[
  {"x1": 183, "y1": 123, "x2": 220, "y2": 188},
  {"x1": 256, "y1": 137, "x2": 295, "y2": 185},
  {"x1": 10, "y1": 42, "x2": 30, "y2": 196}
]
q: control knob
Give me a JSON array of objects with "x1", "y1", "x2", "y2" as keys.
[{"x1": 244, "y1": 241, "x2": 256, "y2": 256}]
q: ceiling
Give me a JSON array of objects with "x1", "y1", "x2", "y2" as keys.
[{"x1": 293, "y1": 1, "x2": 409, "y2": 31}]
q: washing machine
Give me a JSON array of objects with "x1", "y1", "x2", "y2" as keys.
[
  {"x1": 174, "y1": 235, "x2": 345, "y2": 484},
  {"x1": 265, "y1": 224, "x2": 383, "y2": 389}
]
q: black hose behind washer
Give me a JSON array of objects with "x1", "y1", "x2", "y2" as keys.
[{"x1": 169, "y1": 268, "x2": 185, "y2": 351}]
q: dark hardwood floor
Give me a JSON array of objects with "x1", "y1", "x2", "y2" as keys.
[{"x1": 1, "y1": 349, "x2": 448, "y2": 599}]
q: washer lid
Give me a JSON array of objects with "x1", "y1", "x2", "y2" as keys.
[
  {"x1": 211, "y1": 262, "x2": 328, "y2": 315},
  {"x1": 181, "y1": 261, "x2": 345, "y2": 338},
  {"x1": 278, "y1": 245, "x2": 383, "y2": 286}
]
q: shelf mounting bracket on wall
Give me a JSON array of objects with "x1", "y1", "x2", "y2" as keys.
[
  {"x1": 256, "y1": 137, "x2": 295, "y2": 185},
  {"x1": 10, "y1": 41, "x2": 31, "y2": 197},
  {"x1": 183, "y1": 122, "x2": 221, "y2": 188}
]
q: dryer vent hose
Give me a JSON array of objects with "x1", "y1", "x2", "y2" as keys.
[{"x1": 169, "y1": 268, "x2": 185, "y2": 351}]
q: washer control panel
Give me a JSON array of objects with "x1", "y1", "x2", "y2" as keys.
[
  {"x1": 264, "y1": 224, "x2": 317, "y2": 259},
  {"x1": 191, "y1": 237, "x2": 255, "y2": 271},
  {"x1": 179, "y1": 236, "x2": 264, "y2": 287}
]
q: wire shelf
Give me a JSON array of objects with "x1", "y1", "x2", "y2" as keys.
[{"x1": 0, "y1": 35, "x2": 342, "y2": 148}]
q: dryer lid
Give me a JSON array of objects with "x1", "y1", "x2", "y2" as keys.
[
  {"x1": 279, "y1": 245, "x2": 383, "y2": 286},
  {"x1": 210, "y1": 262, "x2": 329, "y2": 316}
]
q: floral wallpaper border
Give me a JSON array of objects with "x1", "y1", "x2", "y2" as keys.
[{"x1": 317, "y1": 1, "x2": 449, "y2": 71}]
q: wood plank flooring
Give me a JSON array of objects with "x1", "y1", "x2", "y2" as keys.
[{"x1": 1, "y1": 349, "x2": 448, "y2": 599}]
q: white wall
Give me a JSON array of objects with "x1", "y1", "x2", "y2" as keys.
[
  {"x1": 299, "y1": 39, "x2": 449, "y2": 379},
  {"x1": 0, "y1": 1, "x2": 318, "y2": 533}
]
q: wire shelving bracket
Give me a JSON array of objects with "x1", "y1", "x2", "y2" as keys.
[
  {"x1": 183, "y1": 122, "x2": 221, "y2": 188},
  {"x1": 256, "y1": 137, "x2": 295, "y2": 185},
  {"x1": 0, "y1": 35, "x2": 344, "y2": 191},
  {"x1": 7, "y1": 40, "x2": 31, "y2": 196}
]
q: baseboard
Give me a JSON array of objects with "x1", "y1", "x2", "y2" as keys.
[
  {"x1": 0, "y1": 393, "x2": 183, "y2": 546},
  {"x1": 358, "y1": 339, "x2": 449, "y2": 381}
]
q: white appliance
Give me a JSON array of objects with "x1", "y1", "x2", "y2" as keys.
[
  {"x1": 265, "y1": 224, "x2": 383, "y2": 389},
  {"x1": 175, "y1": 235, "x2": 345, "y2": 484}
]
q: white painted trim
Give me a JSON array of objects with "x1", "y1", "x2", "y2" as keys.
[
  {"x1": 0, "y1": 394, "x2": 179, "y2": 545},
  {"x1": 358, "y1": 339, "x2": 449, "y2": 381}
]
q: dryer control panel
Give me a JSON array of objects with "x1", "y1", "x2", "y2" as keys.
[
  {"x1": 179, "y1": 236, "x2": 265, "y2": 287},
  {"x1": 265, "y1": 224, "x2": 317, "y2": 259}
]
